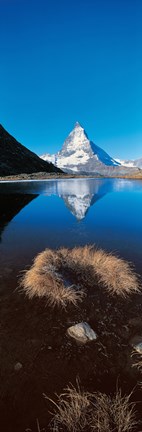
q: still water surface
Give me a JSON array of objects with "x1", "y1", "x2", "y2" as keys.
[{"x1": 0, "y1": 178, "x2": 142, "y2": 277}]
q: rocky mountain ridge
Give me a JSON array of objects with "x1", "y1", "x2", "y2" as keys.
[
  {"x1": 115, "y1": 157, "x2": 142, "y2": 169},
  {"x1": 0, "y1": 125, "x2": 62, "y2": 176}
]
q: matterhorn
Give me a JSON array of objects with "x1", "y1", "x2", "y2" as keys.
[{"x1": 40, "y1": 122, "x2": 139, "y2": 175}]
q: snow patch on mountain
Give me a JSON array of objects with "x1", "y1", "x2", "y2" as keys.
[
  {"x1": 57, "y1": 148, "x2": 90, "y2": 167},
  {"x1": 41, "y1": 153, "x2": 56, "y2": 164},
  {"x1": 115, "y1": 158, "x2": 135, "y2": 168},
  {"x1": 115, "y1": 158, "x2": 142, "y2": 169},
  {"x1": 134, "y1": 158, "x2": 142, "y2": 168}
]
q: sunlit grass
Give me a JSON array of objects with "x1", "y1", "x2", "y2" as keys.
[
  {"x1": 20, "y1": 248, "x2": 84, "y2": 308},
  {"x1": 44, "y1": 384, "x2": 138, "y2": 432},
  {"x1": 59, "y1": 245, "x2": 140, "y2": 297},
  {"x1": 20, "y1": 245, "x2": 140, "y2": 307}
]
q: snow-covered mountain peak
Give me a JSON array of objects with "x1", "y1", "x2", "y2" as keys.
[
  {"x1": 40, "y1": 123, "x2": 121, "y2": 172},
  {"x1": 74, "y1": 121, "x2": 84, "y2": 129},
  {"x1": 59, "y1": 122, "x2": 91, "y2": 158}
]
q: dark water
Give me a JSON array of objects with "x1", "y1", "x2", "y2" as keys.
[{"x1": 0, "y1": 177, "x2": 142, "y2": 276}]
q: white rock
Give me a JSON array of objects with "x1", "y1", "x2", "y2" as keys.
[
  {"x1": 14, "y1": 362, "x2": 23, "y2": 371},
  {"x1": 67, "y1": 322, "x2": 97, "y2": 344}
]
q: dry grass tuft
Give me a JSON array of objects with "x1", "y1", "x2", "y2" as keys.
[
  {"x1": 45, "y1": 384, "x2": 138, "y2": 432},
  {"x1": 20, "y1": 249, "x2": 84, "y2": 308},
  {"x1": 59, "y1": 245, "x2": 140, "y2": 297},
  {"x1": 45, "y1": 383, "x2": 92, "y2": 431},
  {"x1": 20, "y1": 245, "x2": 140, "y2": 306},
  {"x1": 91, "y1": 389, "x2": 137, "y2": 432}
]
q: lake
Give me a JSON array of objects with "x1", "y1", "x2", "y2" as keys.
[{"x1": 0, "y1": 177, "x2": 142, "y2": 278}]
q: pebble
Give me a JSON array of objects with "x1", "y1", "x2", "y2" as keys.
[
  {"x1": 14, "y1": 362, "x2": 23, "y2": 372},
  {"x1": 67, "y1": 322, "x2": 97, "y2": 344}
]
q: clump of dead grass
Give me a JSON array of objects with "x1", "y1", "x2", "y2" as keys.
[
  {"x1": 45, "y1": 384, "x2": 138, "y2": 432},
  {"x1": 91, "y1": 389, "x2": 137, "y2": 432},
  {"x1": 20, "y1": 245, "x2": 140, "y2": 307},
  {"x1": 59, "y1": 245, "x2": 140, "y2": 297},
  {"x1": 45, "y1": 383, "x2": 92, "y2": 431},
  {"x1": 20, "y1": 248, "x2": 84, "y2": 308}
]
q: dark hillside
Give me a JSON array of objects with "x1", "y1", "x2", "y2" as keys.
[{"x1": 0, "y1": 125, "x2": 62, "y2": 176}]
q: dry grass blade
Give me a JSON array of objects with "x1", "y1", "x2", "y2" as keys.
[{"x1": 25, "y1": 418, "x2": 46, "y2": 432}]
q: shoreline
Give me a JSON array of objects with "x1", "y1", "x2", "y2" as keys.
[{"x1": 0, "y1": 171, "x2": 142, "y2": 183}]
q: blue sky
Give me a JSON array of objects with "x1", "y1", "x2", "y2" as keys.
[{"x1": 0, "y1": 0, "x2": 142, "y2": 159}]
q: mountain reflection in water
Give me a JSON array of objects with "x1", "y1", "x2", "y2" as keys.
[
  {"x1": 0, "y1": 178, "x2": 142, "y2": 275},
  {"x1": 0, "y1": 178, "x2": 117, "y2": 222}
]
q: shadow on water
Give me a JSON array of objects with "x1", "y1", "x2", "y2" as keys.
[{"x1": 0, "y1": 193, "x2": 38, "y2": 240}]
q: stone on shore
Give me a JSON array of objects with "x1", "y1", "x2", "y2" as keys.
[
  {"x1": 14, "y1": 362, "x2": 23, "y2": 372},
  {"x1": 67, "y1": 322, "x2": 97, "y2": 344}
]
